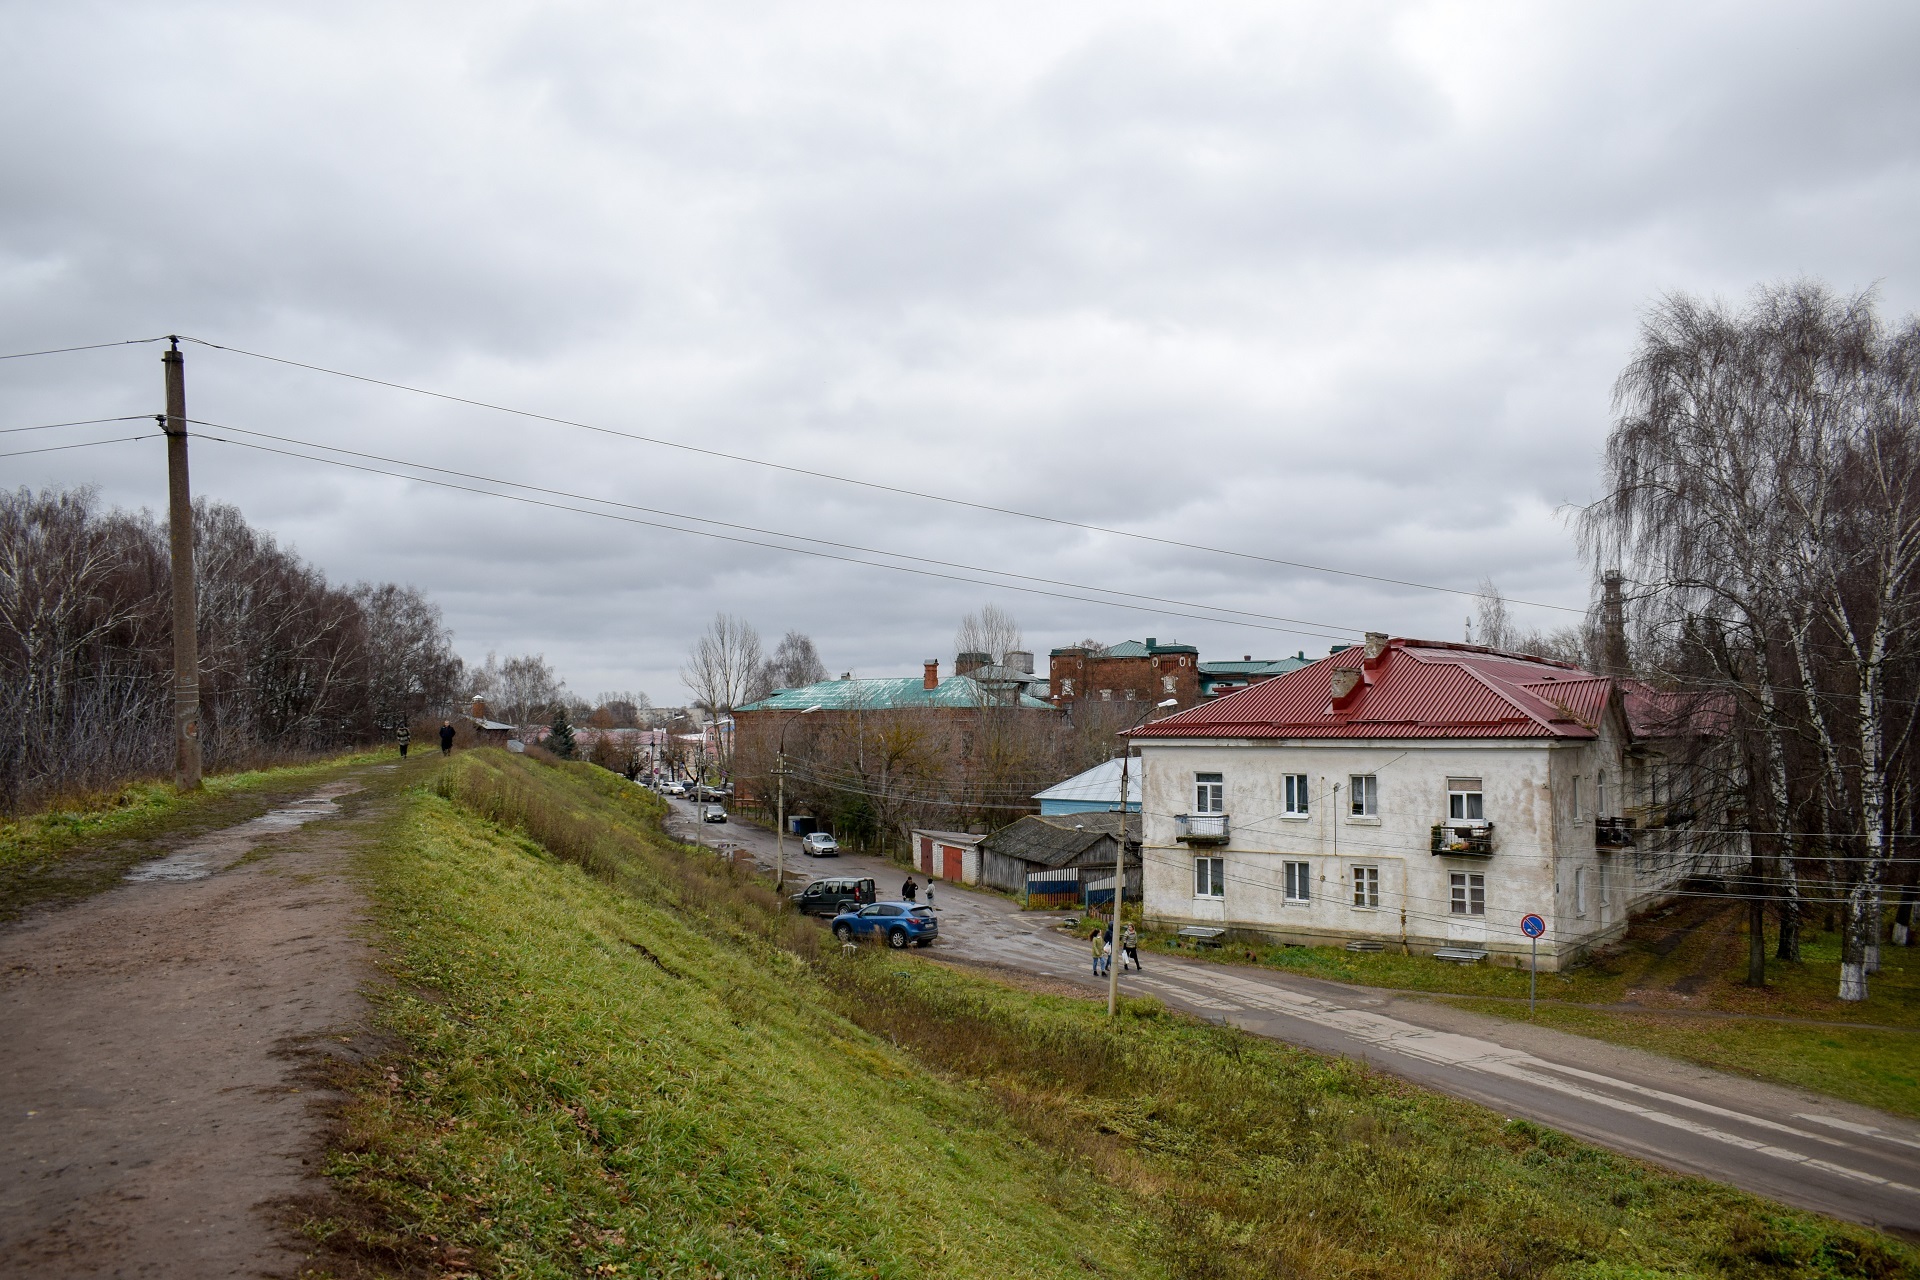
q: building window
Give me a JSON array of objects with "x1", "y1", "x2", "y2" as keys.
[
  {"x1": 1125, "y1": 688, "x2": 1136, "y2": 701},
  {"x1": 1283, "y1": 860, "x2": 1311, "y2": 904},
  {"x1": 1283, "y1": 773, "x2": 1310, "y2": 816},
  {"x1": 1571, "y1": 775, "x2": 1582, "y2": 824},
  {"x1": 1194, "y1": 857, "x2": 1224, "y2": 897},
  {"x1": 1061, "y1": 678, "x2": 1073, "y2": 696},
  {"x1": 1352, "y1": 865, "x2": 1380, "y2": 909},
  {"x1": 1100, "y1": 689, "x2": 1112, "y2": 701},
  {"x1": 1597, "y1": 770, "x2": 1608, "y2": 819},
  {"x1": 1575, "y1": 867, "x2": 1588, "y2": 916},
  {"x1": 1195, "y1": 772, "x2": 1224, "y2": 813},
  {"x1": 1447, "y1": 776, "x2": 1484, "y2": 821},
  {"x1": 1450, "y1": 871, "x2": 1485, "y2": 916},
  {"x1": 1349, "y1": 774, "x2": 1378, "y2": 817},
  {"x1": 1162, "y1": 675, "x2": 1176, "y2": 693}
]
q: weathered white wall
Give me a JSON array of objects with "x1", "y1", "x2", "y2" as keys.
[{"x1": 1137, "y1": 735, "x2": 1653, "y2": 969}]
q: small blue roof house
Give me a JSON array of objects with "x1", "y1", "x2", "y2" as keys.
[{"x1": 1032, "y1": 757, "x2": 1143, "y2": 815}]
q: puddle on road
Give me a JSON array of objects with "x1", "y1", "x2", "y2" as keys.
[{"x1": 124, "y1": 786, "x2": 359, "y2": 884}]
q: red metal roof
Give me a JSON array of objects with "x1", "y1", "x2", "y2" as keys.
[{"x1": 1130, "y1": 639, "x2": 1605, "y2": 741}]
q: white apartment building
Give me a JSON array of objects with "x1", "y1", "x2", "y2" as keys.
[{"x1": 1130, "y1": 634, "x2": 1737, "y2": 970}]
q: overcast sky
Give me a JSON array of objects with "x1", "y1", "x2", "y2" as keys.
[{"x1": 4, "y1": 1, "x2": 1917, "y2": 704}]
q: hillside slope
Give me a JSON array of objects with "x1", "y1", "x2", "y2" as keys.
[{"x1": 314, "y1": 751, "x2": 1916, "y2": 1279}]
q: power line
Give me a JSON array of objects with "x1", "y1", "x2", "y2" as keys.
[
  {"x1": 176, "y1": 334, "x2": 1587, "y2": 616},
  {"x1": 185, "y1": 418, "x2": 1360, "y2": 642},
  {"x1": 1, "y1": 415, "x2": 152, "y2": 435},
  {"x1": 0, "y1": 435, "x2": 155, "y2": 460},
  {"x1": 0, "y1": 337, "x2": 169, "y2": 361},
  {"x1": 190, "y1": 431, "x2": 1353, "y2": 640}
]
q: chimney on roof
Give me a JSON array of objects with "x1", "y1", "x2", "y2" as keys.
[
  {"x1": 470, "y1": 696, "x2": 487, "y2": 720},
  {"x1": 1243, "y1": 655, "x2": 1252, "y2": 662},
  {"x1": 1329, "y1": 667, "x2": 1363, "y2": 708},
  {"x1": 1146, "y1": 637, "x2": 1157, "y2": 649},
  {"x1": 1006, "y1": 649, "x2": 1034, "y2": 674},
  {"x1": 1602, "y1": 571, "x2": 1629, "y2": 678},
  {"x1": 923, "y1": 659, "x2": 939, "y2": 691},
  {"x1": 1363, "y1": 631, "x2": 1390, "y2": 668}
]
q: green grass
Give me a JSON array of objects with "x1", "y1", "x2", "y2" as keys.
[
  {"x1": 0, "y1": 750, "x2": 383, "y2": 919},
  {"x1": 315, "y1": 750, "x2": 1917, "y2": 1279},
  {"x1": 323, "y1": 762, "x2": 1148, "y2": 1279}
]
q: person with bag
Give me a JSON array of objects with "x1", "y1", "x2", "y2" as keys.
[{"x1": 1121, "y1": 923, "x2": 1141, "y2": 971}]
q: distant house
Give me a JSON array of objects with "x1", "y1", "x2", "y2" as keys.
[
  {"x1": 1197, "y1": 653, "x2": 1316, "y2": 700},
  {"x1": 1032, "y1": 757, "x2": 1144, "y2": 815},
  {"x1": 909, "y1": 828, "x2": 987, "y2": 884},
  {"x1": 1048, "y1": 638, "x2": 1201, "y2": 711},
  {"x1": 468, "y1": 716, "x2": 515, "y2": 746},
  {"x1": 976, "y1": 811, "x2": 1141, "y2": 906}
]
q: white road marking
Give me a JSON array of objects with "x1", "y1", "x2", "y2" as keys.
[{"x1": 1796, "y1": 1113, "x2": 1920, "y2": 1152}]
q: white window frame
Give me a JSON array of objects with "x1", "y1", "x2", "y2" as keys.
[
  {"x1": 1349, "y1": 774, "x2": 1378, "y2": 818},
  {"x1": 1283, "y1": 860, "x2": 1311, "y2": 904},
  {"x1": 1283, "y1": 773, "x2": 1310, "y2": 818},
  {"x1": 1061, "y1": 678, "x2": 1073, "y2": 696},
  {"x1": 1194, "y1": 856, "x2": 1225, "y2": 898},
  {"x1": 1162, "y1": 674, "x2": 1176, "y2": 693},
  {"x1": 1446, "y1": 777, "x2": 1484, "y2": 822},
  {"x1": 1194, "y1": 772, "x2": 1224, "y2": 814},
  {"x1": 1351, "y1": 865, "x2": 1380, "y2": 909},
  {"x1": 1571, "y1": 775, "x2": 1583, "y2": 824},
  {"x1": 1597, "y1": 769, "x2": 1609, "y2": 819},
  {"x1": 1449, "y1": 871, "x2": 1485, "y2": 916},
  {"x1": 1574, "y1": 866, "x2": 1588, "y2": 916}
]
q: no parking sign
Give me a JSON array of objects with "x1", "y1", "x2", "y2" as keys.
[{"x1": 1520, "y1": 913, "x2": 1546, "y2": 1013}]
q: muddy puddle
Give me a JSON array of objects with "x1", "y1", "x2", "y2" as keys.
[{"x1": 124, "y1": 783, "x2": 362, "y2": 884}]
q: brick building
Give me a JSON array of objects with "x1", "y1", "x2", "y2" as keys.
[{"x1": 1048, "y1": 638, "x2": 1201, "y2": 711}]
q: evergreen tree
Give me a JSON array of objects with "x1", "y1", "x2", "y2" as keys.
[{"x1": 548, "y1": 707, "x2": 577, "y2": 759}]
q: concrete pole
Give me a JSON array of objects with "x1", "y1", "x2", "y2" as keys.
[
  {"x1": 776, "y1": 751, "x2": 786, "y2": 901},
  {"x1": 162, "y1": 338, "x2": 201, "y2": 791}
]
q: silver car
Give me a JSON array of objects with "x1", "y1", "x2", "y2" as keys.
[{"x1": 801, "y1": 832, "x2": 839, "y2": 857}]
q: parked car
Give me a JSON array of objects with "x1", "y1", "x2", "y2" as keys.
[
  {"x1": 830, "y1": 902, "x2": 939, "y2": 949},
  {"x1": 661, "y1": 781, "x2": 687, "y2": 797},
  {"x1": 800, "y1": 832, "x2": 840, "y2": 857},
  {"x1": 703, "y1": 807, "x2": 728, "y2": 823},
  {"x1": 790, "y1": 876, "x2": 877, "y2": 917}
]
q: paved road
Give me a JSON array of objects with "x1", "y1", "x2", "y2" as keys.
[{"x1": 662, "y1": 795, "x2": 1920, "y2": 1237}]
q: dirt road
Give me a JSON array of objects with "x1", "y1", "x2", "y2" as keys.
[{"x1": 0, "y1": 772, "x2": 388, "y2": 1279}]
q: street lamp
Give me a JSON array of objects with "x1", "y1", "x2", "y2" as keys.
[
  {"x1": 1109, "y1": 698, "x2": 1180, "y2": 1016},
  {"x1": 775, "y1": 704, "x2": 822, "y2": 902}
]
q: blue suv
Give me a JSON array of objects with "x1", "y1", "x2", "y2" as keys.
[{"x1": 830, "y1": 901, "x2": 939, "y2": 949}]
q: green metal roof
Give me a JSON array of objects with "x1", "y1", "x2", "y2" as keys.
[
  {"x1": 1048, "y1": 637, "x2": 1198, "y2": 658},
  {"x1": 736, "y1": 674, "x2": 1054, "y2": 713},
  {"x1": 1198, "y1": 656, "x2": 1315, "y2": 677}
]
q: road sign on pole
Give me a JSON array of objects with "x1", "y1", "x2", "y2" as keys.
[{"x1": 1520, "y1": 913, "x2": 1546, "y2": 1015}]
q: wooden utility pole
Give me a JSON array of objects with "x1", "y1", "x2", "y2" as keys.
[{"x1": 162, "y1": 337, "x2": 202, "y2": 790}]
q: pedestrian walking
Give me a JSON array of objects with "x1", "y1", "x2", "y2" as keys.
[
  {"x1": 1102, "y1": 934, "x2": 1115, "y2": 977},
  {"x1": 439, "y1": 720, "x2": 455, "y2": 755},
  {"x1": 902, "y1": 876, "x2": 918, "y2": 902},
  {"x1": 395, "y1": 721, "x2": 410, "y2": 758},
  {"x1": 926, "y1": 879, "x2": 936, "y2": 910},
  {"x1": 1121, "y1": 923, "x2": 1141, "y2": 971},
  {"x1": 1090, "y1": 929, "x2": 1106, "y2": 976}
]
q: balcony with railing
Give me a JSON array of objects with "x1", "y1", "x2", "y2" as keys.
[
  {"x1": 1430, "y1": 821, "x2": 1494, "y2": 857},
  {"x1": 1596, "y1": 817, "x2": 1635, "y2": 850},
  {"x1": 1176, "y1": 813, "x2": 1231, "y2": 845}
]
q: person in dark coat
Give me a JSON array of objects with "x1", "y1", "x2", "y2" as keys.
[
  {"x1": 395, "y1": 722, "x2": 410, "y2": 757},
  {"x1": 901, "y1": 876, "x2": 918, "y2": 902},
  {"x1": 439, "y1": 720, "x2": 455, "y2": 755}
]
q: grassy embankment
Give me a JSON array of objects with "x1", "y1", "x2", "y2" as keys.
[
  {"x1": 315, "y1": 748, "x2": 1916, "y2": 1279},
  {"x1": 1140, "y1": 901, "x2": 1920, "y2": 1119},
  {"x1": 0, "y1": 749, "x2": 382, "y2": 920}
]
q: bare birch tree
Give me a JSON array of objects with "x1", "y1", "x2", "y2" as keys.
[
  {"x1": 682, "y1": 613, "x2": 766, "y2": 720},
  {"x1": 1585, "y1": 282, "x2": 1920, "y2": 1000},
  {"x1": 956, "y1": 603, "x2": 1023, "y2": 664}
]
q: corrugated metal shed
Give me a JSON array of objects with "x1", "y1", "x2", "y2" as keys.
[{"x1": 1032, "y1": 757, "x2": 1144, "y2": 814}]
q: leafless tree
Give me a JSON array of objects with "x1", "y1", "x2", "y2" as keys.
[
  {"x1": 1585, "y1": 282, "x2": 1920, "y2": 1000},
  {"x1": 762, "y1": 630, "x2": 827, "y2": 693},
  {"x1": 956, "y1": 603, "x2": 1023, "y2": 664},
  {"x1": 682, "y1": 613, "x2": 766, "y2": 727},
  {"x1": 493, "y1": 653, "x2": 566, "y2": 725}
]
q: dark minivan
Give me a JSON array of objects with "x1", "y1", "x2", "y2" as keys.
[{"x1": 791, "y1": 876, "x2": 878, "y2": 917}]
